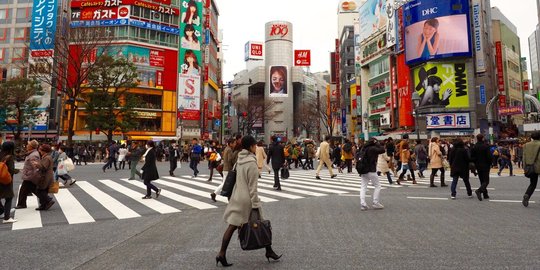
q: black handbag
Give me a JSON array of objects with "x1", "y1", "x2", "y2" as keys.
[
  {"x1": 239, "y1": 209, "x2": 272, "y2": 250},
  {"x1": 220, "y1": 164, "x2": 237, "y2": 198},
  {"x1": 280, "y1": 167, "x2": 289, "y2": 179},
  {"x1": 524, "y1": 146, "x2": 540, "y2": 178}
]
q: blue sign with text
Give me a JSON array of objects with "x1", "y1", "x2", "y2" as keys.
[
  {"x1": 479, "y1": 84, "x2": 486, "y2": 105},
  {"x1": 30, "y1": 0, "x2": 59, "y2": 50}
]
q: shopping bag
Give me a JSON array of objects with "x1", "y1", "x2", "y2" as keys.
[
  {"x1": 280, "y1": 167, "x2": 289, "y2": 179},
  {"x1": 57, "y1": 162, "x2": 68, "y2": 176},
  {"x1": 49, "y1": 181, "x2": 59, "y2": 194},
  {"x1": 239, "y1": 209, "x2": 272, "y2": 250},
  {"x1": 220, "y1": 164, "x2": 237, "y2": 198},
  {"x1": 65, "y1": 158, "x2": 75, "y2": 171}
]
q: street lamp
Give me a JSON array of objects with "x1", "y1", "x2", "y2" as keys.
[{"x1": 411, "y1": 91, "x2": 421, "y2": 140}]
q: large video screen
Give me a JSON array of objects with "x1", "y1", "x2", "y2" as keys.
[{"x1": 404, "y1": 0, "x2": 471, "y2": 65}]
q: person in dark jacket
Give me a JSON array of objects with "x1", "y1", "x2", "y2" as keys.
[
  {"x1": 128, "y1": 142, "x2": 144, "y2": 180},
  {"x1": 470, "y1": 134, "x2": 492, "y2": 201},
  {"x1": 141, "y1": 140, "x2": 161, "y2": 199},
  {"x1": 0, "y1": 141, "x2": 18, "y2": 223},
  {"x1": 448, "y1": 138, "x2": 473, "y2": 199},
  {"x1": 168, "y1": 140, "x2": 179, "y2": 177},
  {"x1": 266, "y1": 136, "x2": 285, "y2": 190},
  {"x1": 359, "y1": 138, "x2": 386, "y2": 211},
  {"x1": 102, "y1": 141, "x2": 119, "y2": 172}
]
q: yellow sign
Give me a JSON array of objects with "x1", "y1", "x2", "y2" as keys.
[{"x1": 413, "y1": 62, "x2": 469, "y2": 108}]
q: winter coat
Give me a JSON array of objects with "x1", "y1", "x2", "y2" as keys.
[
  {"x1": 448, "y1": 144, "x2": 470, "y2": 178},
  {"x1": 141, "y1": 148, "x2": 159, "y2": 181},
  {"x1": 400, "y1": 149, "x2": 411, "y2": 163},
  {"x1": 34, "y1": 154, "x2": 54, "y2": 190},
  {"x1": 318, "y1": 141, "x2": 331, "y2": 162},
  {"x1": 429, "y1": 143, "x2": 443, "y2": 169},
  {"x1": 222, "y1": 146, "x2": 234, "y2": 172},
  {"x1": 21, "y1": 149, "x2": 41, "y2": 182},
  {"x1": 376, "y1": 153, "x2": 391, "y2": 174},
  {"x1": 267, "y1": 142, "x2": 285, "y2": 170},
  {"x1": 471, "y1": 141, "x2": 492, "y2": 172},
  {"x1": 524, "y1": 140, "x2": 540, "y2": 174},
  {"x1": 0, "y1": 153, "x2": 16, "y2": 198},
  {"x1": 255, "y1": 146, "x2": 267, "y2": 169},
  {"x1": 307, "y1": 144, "x2": 315, "y2": 158},
  {"x1": 363, "y1": 142, "x2": 385, "y2": 173},
  {"x1": 223, "y1": 149, "x2": 262, "y2": 226},
  {"x1": 414, "y1": 144, "x2": 428, "y2": 164}
]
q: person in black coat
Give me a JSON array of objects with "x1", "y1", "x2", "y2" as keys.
[
  {"x1": 359, "y1": 138, "x2": 385, "y2": 211},
  {"x1": 266, "y1": 136, "x2": 285, "y2": 190},
  {"x1": 448, "y1": 138, "x2": 472, "y2": 199},
  {"x1": 470, "y1": 134, "x2": 492, "y2": 201},
  {"x1": 141, "y1": 140, "x2": 161, "y2": 199},
  {"x1": 168, "y1": 140, "x2": 179, "y2": 177}
]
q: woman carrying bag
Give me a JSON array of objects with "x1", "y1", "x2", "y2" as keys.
[
  {"x1": 56, "y1": 145, "x2": 77, "y2": 187},
  {"x1": 141, "y1": 140, "x2": 161, "y2": 199},
  {"x1": 0, "y1": 141, "x2": 18, "y2": 223},
  {"x1": 216, "y1": 135, "x2": 281, "y2": 267}
]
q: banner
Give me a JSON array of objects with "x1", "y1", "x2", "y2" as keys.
[
  {"x1": 426, "y1": 112, "x2": 471, "y2": 129},
  {"x1": 495, "y1": 41, "x2": 505, "y2": 108},
  {"x1": 472, "y1": 0, "x2": 486, "y2": 73},
  {"x1": 359, "y1": 0, "x2": 387, "y2": 42},
  {"x1": 499, "y1": 106, "x2": 524, "y2": 116},
  {"x1": 294, "y1": 50, "x2": 311, "y2": 66},
  {"x1": 178, "y1": 74, "x2": 201, "y2": 120},
  {"x1": 385, "y1": 0, "x2": 396, "y2": 48},
  {"x1": 30, "y1": 0, "x2": 59, "y2": 51},
  {"x1": 413, "y1": 62, "x2": 469, "y2": 109},
  {"x1": 397, "y1": 54, "x2": 414, "y2": 127}
]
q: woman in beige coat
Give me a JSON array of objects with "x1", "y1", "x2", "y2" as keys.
[
  {"x1": 429, "y1": 137, "x2": 447, "y2": 187},
  {"x1": 255, "y1": 140, "x2": 271, "y2": 176},
  {"x1": 216, "y1": 136, "x2": 281, "y2": 267}
]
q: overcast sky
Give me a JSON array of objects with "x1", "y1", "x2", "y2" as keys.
[{"x1": 218, "y1": 0, "x2": 537, "y2": 82}]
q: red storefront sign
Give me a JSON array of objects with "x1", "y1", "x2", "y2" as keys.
[
  {"x1": 294, "y1": 50, "x2": 311, "y2": 66},
  {"x1": 499, "y1": 106, "x2": 524, "y2": 115},
  {"x1": 179, "y1": 110, "x2": 200, "y2": 121},
  {"x1": 250, "y1": 43, "x2": 263, "y2": 57},
  {"x1": 495, "y1": 42, "x2": 505, "y2": 95},
  {"x1": 70, "y1": 0, "x2": 179, "y2": 16},
  {"x1": 498, "y1": 94, "x2": 506, "y2": 108},
  {"x1": 149, "y1": 50, "x2": 164, "y2": 67},
  {"x1": 78, "y1": 6, "x2": 129, "y2": 20},
  {"x1": 30, "y1": 50, "x2": 53, "y2": 57},
  {"x1": 155, "y1": 70, "x2": 163, "y2": 88},
  {"x1": 397, "y1": 54, "x2": 414, "y2": 127},
  {"x1": 269, "y1": 24, "x2": 289, "y2": 38}
]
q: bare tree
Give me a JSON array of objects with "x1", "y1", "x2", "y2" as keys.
[
  {"x1": 319, "y1": 98, "x2": 336, "y2": 137},
  {"x1": 233, "y1": 97, "x2": 277, "y2": 135},
  {"x1": 296, "y1": 99, "x2": 320, "y2": 139},
  {"x1": 26, "y1": 27, "x2": 115, "y2": 145}
]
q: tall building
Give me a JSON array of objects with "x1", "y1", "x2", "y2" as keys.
[
  {"x1": 529, "y1": 25, "x2": 540, "y2": 95},
  {"x1": 0, "y1": 0, "x2": 32, "y2": 81}
]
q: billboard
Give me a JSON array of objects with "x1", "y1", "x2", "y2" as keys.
[
  {"x1": 244, "y1": 41, "x2": 263, "y2": 61},
  {"x1": 359, "y1": 0, "x2": 387, "y2": 42},
  {"x1": 178, "y1": 0, "x2": 202, "y2": 120},
  {"x1": 404, "y1": 0, "x2": 471, "y2": 65},
  {"x1": 70, "y1": 0, "x2": 179, "y2": 16},
  {"x1": 426, "y1": 112, "x2": 471, "y2": 129},
  {"x1": 294, "y1": 50, "x2": 311, "y2": 66},
  {"x1": 266, "y1": 21, "x2": 292, "y2": 42},
  {"x1": 413, "y1": 62, "x2": 469, "y2": 109},
  {"x1": 269, "y1": 66, "x2": 288, "y2": 97},
  {"x1": 396, "y1": 54, "x2": 414, "y2": 127},
  {"x1": 30, "y1": 0, "x2": 59, "y2": 51},
  {"x1": 472, "y1": 0, "x2": 486, "y2": 73},
  {"x1": 385, "y1": 0, "x2": 396, "y2": 48}
]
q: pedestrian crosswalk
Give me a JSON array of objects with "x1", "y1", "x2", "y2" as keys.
[{"x1": 3, "y1": 170, "x2": 507, "y2": 231}]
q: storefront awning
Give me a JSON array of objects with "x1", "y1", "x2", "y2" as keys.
[{"x1": 368, "y1": 92, "x2": 390, "y2": 103}]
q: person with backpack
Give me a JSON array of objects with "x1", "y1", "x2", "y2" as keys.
[
  {"x1": 0, "y1": 141, "x2": 18, "y2": 223},
  {"x1": 207, "y1": 144, "x2": 222, "y2": 182},
  {"x1": 341, "y1": 139, "x2": 354, "y2": 173},
  {"x1": 333, "y1": 143, "x2": 342, "y2": 173},
  {"x1": 357, "y1": 138, "x2": 385, "y2": 211},
  {"x1": 414, "y1": 140, "x2": 428, "y2": 178},
  {"x1": 497, "y1": 143, "x2": 514, "y2": 176}
]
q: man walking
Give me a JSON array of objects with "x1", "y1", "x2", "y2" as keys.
[
  {"x1": 267, "y1": 136, "x2": 285, "y2": 190},
  {"x1": 315, "y1": 135, "x2": 337, "y2": 180},
  {"x1": 358, "y1": 138, "x2": 385, "y2": 211},
  {"x1": 102, "y1": 141, "x2": 119, "y2": 172},
  {"x1": 497, "y1": 143, "x2": 514, "y2": 176},
  {"x1": 522, "y1": 131, "x2": 540, "y2": 207},
  {"x1": 342, "y1": 139, "x2": 354, "y2": 173},
  {"x1": 169, "y1": 141, "x2": 179, "y2": 177},
  {"x1": 471, "y1": 134, "x2": 492, "y2": 201},
  {"x1": 190, "y1": 138, "x2": 202, "y2": 177},
  {"x1": 127, "y1": 142, "x2": 143, "y2": 180}
]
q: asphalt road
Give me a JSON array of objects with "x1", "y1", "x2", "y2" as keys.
[{"x1": 1, "y1": 161, "x2": 539, "y2": 270}]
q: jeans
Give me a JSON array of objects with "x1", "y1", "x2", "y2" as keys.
[
  {"x1": 525, "y1": 173, "x2": 539, "y2": 197},
  {"x1": 360, "y1": 172, "x2": 381, "y2": 206},
  {"x1": 384, "y1": 172, "x2": 393, "y2": 184},
  {"x1": 189, "y1": 157, "x2": 200, "y2": 175},
  {"x1": 477, "y1": 170, "x2": 490, "y2": 196},
  {"x1": 399, "y1": 164, "x2": 415, "y2": 180},
  {"x1": 144, "y1": 179, "x2": 158, "y2": 196},
  {"x1": 273, "y1": 168, "x2": 281, "y2": 188},
  {"x1": 498, "y1": 158, "x2": 513, "y2": 175},
  {"x1": 417, "y1": 162, "x2": 427, "y2": 176},
  {"x1": 130, "y1": 161, "x2": 141, "y2": 179},
  {"x1": 451, "y1": 175, "x2": 472, "y2": 197}
]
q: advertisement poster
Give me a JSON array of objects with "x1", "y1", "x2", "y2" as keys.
[
  {"x1": 413, "y1": 62, "x2": 469, "y2": 109},
  {"x1": 404, "y1": 0, "x2": 471, "y2": 65},
  {"x1": 385, "y1": 0, "x2": 396, "y2": 48},
  {"x1": 426, "y1": 112, "x2": 471, "y2": 129},
  {"x1": 294, "y1": 50, "x2": 311, "y2": 66},
  {"x1": 178, "y1": 0, "x2": 202, "y2": 121},
  {"x1": 397, "y1": 54, "x2": 414, "y2": 127},
  {"x1": 30, "y1": 0, "x2": 59, "y2": 51},
  {"x1": 269, "y1": 66, "x2": 288, "y2": 97},
  {"x1": 359, "y1": 0, "x2": 387, "y2": 43},
  {"x1": 472, "y1": 0, "x2": 486, "y2": 73}
]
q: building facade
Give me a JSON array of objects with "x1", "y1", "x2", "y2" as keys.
[{"x1": 0, "y1": 0, "x2": 32, "y2": 81}]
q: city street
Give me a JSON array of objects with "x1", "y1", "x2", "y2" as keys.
[{"x1": 2, "y1": 161, "x2": 540, "y2": 269}]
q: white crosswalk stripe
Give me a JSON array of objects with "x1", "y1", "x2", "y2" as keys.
[{"x1": 6, "y1": 169, "x2": 505, "y2": 231}]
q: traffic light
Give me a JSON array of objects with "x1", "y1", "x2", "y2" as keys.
[{"x1": 242, "y1": 112, "x2": 247, "y2": 117}]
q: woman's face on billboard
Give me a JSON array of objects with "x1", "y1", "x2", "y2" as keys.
[
  {"x1": 271, "y1": 71, "x2": 284, "y2": 91},
  {"x1": 422, "y1": 23, "x2": 437, "y2": 37}
]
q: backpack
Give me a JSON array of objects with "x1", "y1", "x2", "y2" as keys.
[
  {"x1": 355, "y1": 147, "x2": 369, "y2": 175},
  {"x1": 209, "y1": 152, "x2": 217, "y2": 161},
  {"x1": 0, "y1": 156, "x2": 13, "y2": 185},
  {"x1": 343, "y1": 143, "x2": 352, "y2": 153},
  {"x1": 417, "y1": 146, "x2": 427, "y2": 161}
]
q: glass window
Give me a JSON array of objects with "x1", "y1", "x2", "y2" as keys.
[
  {"x1": 14, "y1": 27, "x2": 25, "y2": 39},
  {"x1": 12, "y1": 47, "x2": 26, "y2": 60},
  {"x1": 0, "y1": 28, "x2": 9, "y2": 43},
  {"x1": 0, "y1": 0, "x2": 13, "y2": 4},
  {"x1": 16, "y1": 7, "x2": 28, "y2": 23},
  {"x1": 132, "y1": 6, "x2": 140, "y2": 17},
  {"x1": 0, "y1": 48, "x2": 8, "y2": 63}
]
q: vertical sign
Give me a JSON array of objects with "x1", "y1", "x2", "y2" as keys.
[
  {"x1": 30, "y1": 0, "x2": 59, "y2": 51},
  {"x1": 479, "y1": 84, "x2": 486, "y2": 105},
  {"x1": 385, "y1": 0, "x2": 396, "y2": 48},
  {"x1": 178, "y1": 0, "x2": 203, "y2": 121},
  {"x1": 472, "y1": 0, "x2": 486, "y2": 73},
  {"x1": 495, "y1": 41, "x2": 506, "y2": 108},
  {"x1": 294, "y1": 50, "x2": 311, "y2": 66},
  {"x1": 397, "y1": 54, "x2": 413, "y2": 127},
  {"x1": 341, "y1": 108, "x2": 347, "y2": 135}
]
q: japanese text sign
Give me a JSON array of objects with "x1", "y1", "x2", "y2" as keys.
[
  {"x1": 426, "y1": 112, "x2": 471, "y2": 129},
  {"x1": 30, "y1": 0, "x2": 59, "y2": 50}
]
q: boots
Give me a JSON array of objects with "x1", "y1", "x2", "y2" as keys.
[
  {"x1": 429, "y1": 174, "x2": 437, "y2": 187},
  {"x1": 440, "y1": 174, "x2": 447, "y2": 187}
]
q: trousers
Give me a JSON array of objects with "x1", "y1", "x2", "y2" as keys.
[
  {"x1": 316, "y1": 158, "x2": 334, "y2": 176},
  {"x1": 360, "y1": 172, "x2": 381, "y2": 206}
]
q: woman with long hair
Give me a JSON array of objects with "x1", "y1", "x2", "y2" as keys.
[
  {"x1": 0, "y1": 141, "x2": 18, "y2": 223},
  {"x1": 416, "y1": 18, "x2": 440, "y2": 59},
  {"x1": 141, "y1": 140, "x2": 161, "y2": 199},
  {"x1": 181, "y1": 0, "x2": 200, "y2": 25},
  {"x1": 216, "y1": 135, "x2": 281, "y2": 267},
  {"x1": 181, "y1": 24, "x2": 200, "y2": 50},
  {"x1": 429, "y1": 137, "x2": 447, "y2": 187},
  {"x1": 182, "y1": 50, "x2": 200, "y2": 75}
]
